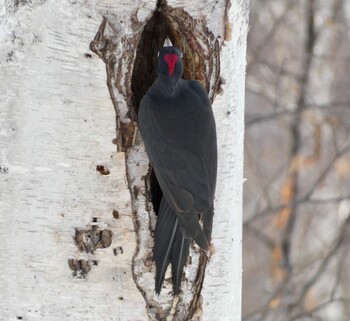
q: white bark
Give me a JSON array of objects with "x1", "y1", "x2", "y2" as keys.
[
  {"x1": 0, "y1": 0, "x2": 248, "y2": 320},
  {"x1": 0, "y1": 1, "x2": 146, "y2": 320},
  {"x1": 202, "y1": 2, "x2": 247, "y2": 319}
]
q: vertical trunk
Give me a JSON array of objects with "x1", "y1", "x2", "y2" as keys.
[{"x1": 0, "y1": 0, "x2": 248, "y2": 320}]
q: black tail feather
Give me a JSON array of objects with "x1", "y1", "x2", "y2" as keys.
[
  {"x1": 154, "y1": 197, "x2": 177, "y2": 294},
  {"x1": 154, "y1": 197, "x2": 191, "y2": 294},
  {"x1": 171, "y1": 230, "x2": 191, "y2": 294}
]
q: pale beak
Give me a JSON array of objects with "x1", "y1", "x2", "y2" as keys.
[{"x1": 163, "y1": 37, "x2": 173, "y2": 47}]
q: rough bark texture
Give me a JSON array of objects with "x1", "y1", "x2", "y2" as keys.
[
  {"x1": 0, "y1": 1, "x2": 146, "y2": 320},
  {"x1": 0, "y1": 0, "x2": 248, "y2": 320}
]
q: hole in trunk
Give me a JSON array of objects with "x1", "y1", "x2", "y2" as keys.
[
  {"x1": 150, "y1": 168, "x2": 163, "y2": 215},
  {"x1": 131, "y1": 11, "x2": 170, "y2": 116},
  {"x1": 128, "y1": 8, "x2": 219, "y2": 311},
  {"x1": 131, "y1": 11, "x2": 170, "y2": 215},
  {"x1": 131, "y1": 8, "x2": 210, "y2": 215}
]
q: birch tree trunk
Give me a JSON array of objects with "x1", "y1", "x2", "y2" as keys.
[{"x1": 0, "y1": 0, "x2": 248, "y2": 320}]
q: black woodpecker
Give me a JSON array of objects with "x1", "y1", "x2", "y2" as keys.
[{"x1": 138, "y1": 39, "x2": 217, "y2": 295}]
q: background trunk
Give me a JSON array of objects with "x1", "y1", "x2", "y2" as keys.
[{"x1": 0, "y1": 0, "x2": 248, "y2": 320}]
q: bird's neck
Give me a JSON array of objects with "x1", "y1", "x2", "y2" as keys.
[{"x1": 157, "y1": 76, "x2": 182, "y2": 97}]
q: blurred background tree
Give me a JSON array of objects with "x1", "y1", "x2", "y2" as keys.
[{"x1": 243, "y1": 0, "x2": 350, "y2": 320}]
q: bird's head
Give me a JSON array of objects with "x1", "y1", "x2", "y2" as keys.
[{"x1": 157, "y1": 41, "x2": 183, "y2": 85}]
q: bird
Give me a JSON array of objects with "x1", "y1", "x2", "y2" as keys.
[{"x1": 138, "y1": 39, "x2": 217, "y2": 295}]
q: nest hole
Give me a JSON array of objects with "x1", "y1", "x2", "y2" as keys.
[
  {"x1": 131, "y1": 10, "x2": 204, "y2": 116},
  {"x1": 131, "y1": 11, "x2": 170, "y2": 116},
  {"x1": 131, "y1": 9, "x2": 207, "y2": 215}
]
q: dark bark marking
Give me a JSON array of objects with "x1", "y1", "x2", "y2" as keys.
[{"x1": 96, "y1": 165, "x2": 110, "y2": 175}]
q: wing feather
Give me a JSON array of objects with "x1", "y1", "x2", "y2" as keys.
[{"x1": 138, "y1": 80, "x2": 216, "y2": 248}]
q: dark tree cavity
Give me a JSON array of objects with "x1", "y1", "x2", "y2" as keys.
[
  {"x1": 90, "y1": 3, "x2": 220, "y2": 318},
  {"x1": 131, "y1": 6, "x2": 220, "y2": 117},
  {"x1": 131, "y1": 6, "x2": 220, "y2": 217},
  {"x1": 131, "y1": 11, "x2": 170, "y2": 116}
]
